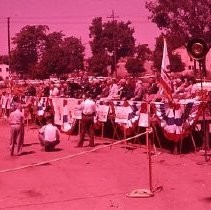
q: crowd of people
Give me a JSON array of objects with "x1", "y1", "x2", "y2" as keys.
[{"x1": 0, "y1": 72, "x2": 208, "y2": 156}]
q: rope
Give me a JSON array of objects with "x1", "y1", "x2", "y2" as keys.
[{"x1": 0, "y1": 129, "x2": 152, "y2": 174}]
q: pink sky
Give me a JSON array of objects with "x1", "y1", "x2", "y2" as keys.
[{"x1": 0, "y1": 0, "x2": 161, "y2": 57}]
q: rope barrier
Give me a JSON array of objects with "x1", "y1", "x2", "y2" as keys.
[{"x1": 0, "y1": 129, "x2": 152, "y2": 174}]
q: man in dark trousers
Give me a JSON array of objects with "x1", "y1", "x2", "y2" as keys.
[{"x1": 77, "y1": 93, "x2": 97, "y2": 147}]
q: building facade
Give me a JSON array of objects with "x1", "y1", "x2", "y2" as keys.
[
  {"x1": 0, "y1": 64, "x2": 9, "y2": 80},
  {"x1": 174, "y1": 46, "x2": 211, "y2": 78}
]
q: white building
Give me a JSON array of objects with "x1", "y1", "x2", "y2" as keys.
[
  {"x1": 0, "y1": 64, "x2": 9, "y2": 80},
  {"x1": 173, "y1": 46, "x2": 211, "y2": 78}
]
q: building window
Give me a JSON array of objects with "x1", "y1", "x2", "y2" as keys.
[
  {"x1": 0, "y1": 68, "x2": 2, "y2": 72},
  {"x1": 6, "y1": 68, "x2": 9, "y2": 72},
  {"x1": 188, "y1": 65, "x2": 192, "y2": 70},
  {"x1": 190, "y1": 57, "x2": 193, "y2": 62}
]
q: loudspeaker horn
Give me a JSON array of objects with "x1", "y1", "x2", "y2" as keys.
[{"x1": 187, "y1": 38, "x2": 209, "y2": 60}]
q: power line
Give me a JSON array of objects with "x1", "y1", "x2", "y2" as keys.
[
  {"x1": 10, "y1": 21, "x2": 90, "y2": 25},
  {"x1": 0, "y1": 13, "x2": 149, "y2": 19}
]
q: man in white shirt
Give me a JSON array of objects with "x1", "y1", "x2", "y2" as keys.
[
  {"x1": 9, "y1": 103, "x2": 25, "y2": 155},
  {"x1": 76, "y1": 93, "x2": 97, "y2": 147},
  {"x1": 1, "y1": 91, "x2": 8, "y2": 118},
  {"x1": 38, "y1": 116, "x2": 60, "y2": 151}
]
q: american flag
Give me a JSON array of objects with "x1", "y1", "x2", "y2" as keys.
[{"x1": 160, "y1": 38, "x2": 173, "y2": 101}]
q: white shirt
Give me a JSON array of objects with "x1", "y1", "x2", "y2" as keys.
[
  {"x1": 108, "y1": 83, "x2": 119, "y2": 99},
  {"x1": 50, "y1": 87, "x2": 59, "y2": 97},
  {"x1": 80, "y1": 98, "x2": 96, "y2": 115},
  {"x1": 39, "y1": 123, "x2": 60, "y2": 142},
  {"x1": 1, "y1": 95, "x2": 8, "y2": 109}
]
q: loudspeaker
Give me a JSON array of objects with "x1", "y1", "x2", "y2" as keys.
[{"x1": 187, "y1": 38, "x2": 209, "y2": 60}]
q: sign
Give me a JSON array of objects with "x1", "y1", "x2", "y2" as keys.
[
  {"x1": 97, "y1": 105, "x2": 109, "y2": 122},
  {"x1": 115, "y1": 106, "x2": 131, "y2": 124}
]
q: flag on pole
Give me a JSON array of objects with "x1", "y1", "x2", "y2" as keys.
[{"x1": 160, "y1": 38, "x2": 173, "y2": 101}]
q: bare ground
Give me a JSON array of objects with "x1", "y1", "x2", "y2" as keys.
[{"x1": 0, "y1": 119, "x2": 211, "y2": 210}]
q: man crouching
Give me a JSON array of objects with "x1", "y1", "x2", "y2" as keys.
[{"x1": 38, "y1": 116, "x2": 60, "y2": 151}]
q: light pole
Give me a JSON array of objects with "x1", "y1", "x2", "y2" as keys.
[
  {"x1": 7, "y1": 17, "x2": 11, "y2": 74},
  {"x1": 107, "y1": 10, "x2": 119, "y2": 78}
]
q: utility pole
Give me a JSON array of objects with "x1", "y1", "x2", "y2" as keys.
[
  {"x1": 7, "y1": 17, "x2": 11, "y2": 75},
  {"x1": 107, "y1": 10, "x2": 119, "y2": 78}
]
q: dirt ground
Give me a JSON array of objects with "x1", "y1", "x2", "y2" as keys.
[{"x1": 0, "y1": 119, "x2": 211, "y2": 210}]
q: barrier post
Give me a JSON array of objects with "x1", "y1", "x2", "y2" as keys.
[
  {"x1": 126, "y1": 103, "x2": 162, "y2": 198},
  {"x1": 78, "y1": 119, "x2": 81, "y2": 136},
  {"x1": 101, "y1": 122, "x2": 104, "y2": 139}
]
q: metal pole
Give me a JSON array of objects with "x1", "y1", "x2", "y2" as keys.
[
  {"x1": 147, "y1": 127, "x2": 153, "y2": 192},
  {"x1": 147, "y1": 104, "x2": 153, "y2": 192},
  {"x1": 107, "y1": 10, "x2": 119, "y2": 78},
  {"x1": 7, "y1": 17, "x2": 11, "y2": 73},
  {"x1": 101, "y1": 122, "x2": 104, "y2": 139},
  {"x1": 199, "y1": 60, "x2": 209, "y2": 162}
]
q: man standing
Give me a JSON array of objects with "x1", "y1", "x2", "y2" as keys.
[
  {"x1": 9, "y1": 103, "x2": 25, "y2": 155},
  {"x1": 1, "y1": 91, "x2": 8, "y2": 118},
  {"x1": 77, "y1": 93, "x2": 97, "y2": 147},
  {"x1": 38, "y1": 116, "x2": 60, "y2": 151}
]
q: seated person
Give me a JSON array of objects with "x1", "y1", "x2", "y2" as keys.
[
  {"x1": 38, "y1": 116, "x2": 60, "y2": 151},
  {"x1": 43, "y1": 105, "x2": 55, "y2": 125}
]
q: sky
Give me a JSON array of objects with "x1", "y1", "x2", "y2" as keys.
[{"x1": 0, "y1": 0, "x2": 161, "y2": 57}]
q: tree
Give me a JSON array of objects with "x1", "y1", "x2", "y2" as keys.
[
  {"x1": 125, "y1": 44, "x2": 152, "y2": 76},
  {"x1": 135, "y1": 44, "x2": 152, "y2": 61},
  {"x1": 0, "y1": 55, "x2": 9, "y2": 64},
  {"x1": 37, "y1": 32, "x2": 65, "y2": 78},
  {"x1": 89, "y1": 17, "x2": 105, "y2": 55},
  {"x1": 103, "y1": 20, "x2": 135, "y2": 69},
  {"x1": 89, "y1": 17, "x2": 111, "y2": 76},
  {"x1": 88, "y1": 53, "x2": 111, "y2": 76},
  {"x1": 153, "y1": 34, "x2": 185, "y2": 73},
  {"x1": 125, "y1": 57, "x2": 144, "y2": 76},
  {"x1": 146, "y1": 0, "x2": 211, "y2": 75},
  {"x1": 146, "y1": 0, "x2": 211, "y2": 43},
  {"x1": 11, "y1": 25, "x2": 48, "y2": 77},
  {"x1": 61, "y1": 36, "x2": 85, "y2": 74},
  {"x1": 89, "y1": 17, "x2": 136, "y2": 76},
  {"x1": 27, "y1": 31, "x2": 85, "y2": 78}
]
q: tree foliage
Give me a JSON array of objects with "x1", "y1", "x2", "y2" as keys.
[
  {"x1": 0, "y1": 55, "x2": 9, "y2": 64},
  {"x1": 135, "y1": 44, "x2": 152, "y2": 61},
  {"x1": 145, "y1": 1, "x2": 211, "y2": 73},
  {"x1": 153, "y1": 34, "x2": 185, "y2": 72},
  {"x1": 38, "y1": 34, "x2": 85, "y2": 78},
  {"x1": 89, "y1": 17, "x2": 136, "y2": 76},
  {"x1": 146, "y1": 0, "x2": 211, "y2": 43},
  {"x1": 103, "y1": 20, "x2": 135, "y2": 58},
  {"x1": 125, "y1": 57, "x2": 144, "y2": 76},
  {"x1": 89, "y1": 17, "x2": 105, "y2": 55},
  {"x1": 11, "y1": 26, "x2": 85, "y2": 78},
  {"x1": 36, "y1": 32, "x2": 64, "y2": 78},
  {"x1": 61, "y1": 36, "x2": 85, "y2": 73},
  {"x1": 11, "y1": 25, "x2": 48, "y2": 76},
  {"x1": 125, "y1": 44, "x2": 152, "y2": 75},
  {"x1": 88, "y1": 53, "x2": 111, "y2": 76}
]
